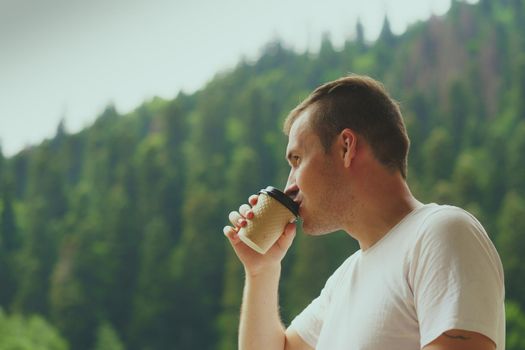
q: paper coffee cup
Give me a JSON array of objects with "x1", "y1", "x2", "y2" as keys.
[{"x1": 238, "y1": 186, "x2": 299, "y2": 254}]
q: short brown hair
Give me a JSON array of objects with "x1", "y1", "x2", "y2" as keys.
[{"x1": 283, "y1": 75, "x2": 410, "y2": 179}]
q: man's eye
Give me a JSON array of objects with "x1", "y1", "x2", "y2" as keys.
[{"x1": 287, "y1": 154, "x2": 300, "y2": 167}]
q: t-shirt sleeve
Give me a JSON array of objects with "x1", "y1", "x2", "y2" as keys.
[
  {"x1": 287, "y1": 261, "x2": 347, "y2": 348},
  {"x1": 410, "y1": 207, "x2": 505, "y2": 348}
]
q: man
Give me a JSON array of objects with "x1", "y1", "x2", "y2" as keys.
[{"x1": 223, "y1": 75, "x2": 505, "y2": 350}]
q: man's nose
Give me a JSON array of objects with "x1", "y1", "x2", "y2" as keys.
[
  {"x1": 284, "y1": 179, "x2": 299, "y2": 199},
  {"x1": 284, "y1": 171, "x2": 294, "y2": 192}
]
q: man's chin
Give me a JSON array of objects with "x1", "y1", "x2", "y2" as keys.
[{"x1": 301, "y1": 222, "x2": 337, "y2": 236}]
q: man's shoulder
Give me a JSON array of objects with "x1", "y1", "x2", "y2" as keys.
[
  {"x1": 413, "y1": 203, "x2": 492, "y2": 252},
  {"x1": 397, "y1": 203, "x2": 470, "y2": 240},
  {"x1": 418, "y1": 204, "x2": 484, "y2": 233}
]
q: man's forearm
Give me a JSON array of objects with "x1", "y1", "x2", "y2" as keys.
[{"x1": 239, "y1": 264, "x2": 286, "y2": 350}]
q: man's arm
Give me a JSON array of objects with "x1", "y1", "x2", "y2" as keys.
[
  {"x1": 239, "y1": 266, "x2": 313, "y2": 350},
  {"x1": 225, "y1": 195, "x2": 311, "y2": 350},
  {"x1": 284, "y1": 329, "x2": 314, "y2": 350},
  {"x1": 239, "y1": 265, "x2": 286, "y2": 350},
  {"x1": 423, "y1": 329, "x2": 496, "y2": 350}
]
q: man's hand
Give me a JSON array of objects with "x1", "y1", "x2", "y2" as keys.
[{"x1": 223, "y1": 194, "x2": 296, "y2": 276}]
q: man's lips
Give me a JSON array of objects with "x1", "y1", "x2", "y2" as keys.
[
  {"x1": 286, "y1": 190, "x2": 302, "y2": 213},
  {"x1": 297, "y1": 203, "x2": 304, "y2": 219}
]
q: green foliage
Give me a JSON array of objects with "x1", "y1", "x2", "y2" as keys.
[
  {"x1": 0, "y1": 0, "x2": 524, "y2": 348},
  {"x1": 0, "y1": 308, "x2": 68, "y2": 350},
  {"x1": 0, "y1": 178, "x2": 19, "y2": 307},
  {"x1": 93, "y1": 321, "x2": 125, "y2": 350},
  {"x1": 421, "y1": 127, "x2": 454, "y2": 184},
  {"x1": 506, "y1": 301, "x2": 525, "y2": 350},
  {"x1": 506, "y1": 121, "x2": 525, "y2": 194},
  {"x1": 497, "y1": 192, "x2": 525, "y2": 308}
]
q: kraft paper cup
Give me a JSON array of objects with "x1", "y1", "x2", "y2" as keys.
[{"x1": 238, "y1": 186, "x2": 299, "y2": 254}]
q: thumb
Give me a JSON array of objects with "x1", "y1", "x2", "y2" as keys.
[{"x1": 275, "y1": 222, "x2": 296, "y2": 251}]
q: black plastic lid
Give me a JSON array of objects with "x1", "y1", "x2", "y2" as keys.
[{"x1": 259, "y1": 186, "x2": 299, "y2": 217}]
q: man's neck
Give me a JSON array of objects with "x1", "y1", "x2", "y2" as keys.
[{"x1": 345, "y1": 172, "x2": 422, "y2": 251}]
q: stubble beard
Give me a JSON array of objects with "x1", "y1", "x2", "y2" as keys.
[
  {"x1": 301, "y1": 187, "x2": 352, "y2": 236},
  {"x1": 300, "y1": 149, "x2": 354, "y2": 236}
]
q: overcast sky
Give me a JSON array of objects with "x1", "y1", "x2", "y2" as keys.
[{"x1": 0, "y1": 0, "x2": 474, "y2": 156}]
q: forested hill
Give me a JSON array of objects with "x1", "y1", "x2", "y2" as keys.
[{"x1": 1, "y1": 0, "x2": 525, "y2": 349}]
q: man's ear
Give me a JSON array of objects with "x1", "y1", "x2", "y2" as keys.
[{"x1": 340, "y1": 129, "x2": 357, "y2": 168}]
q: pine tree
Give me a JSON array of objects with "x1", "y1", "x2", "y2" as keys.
[
  {"x1": 421, "y1": 127, "x2": 455, "y2": 185},
  {"x1": 506, "y1": 301, "x2": 525, "y2": 350},
  {"x1": 375, "y1": 15, "x2": 396, "y2": 76},
  {"x1": 378, "y1": 15, "x2": 395, "y2": 47},
  {"x1": 93, "y1": 321, "x2": 125, "y2": 350},
  {"x1": 0, "y1": 180, "x2": 19, "y2": 307},
  {"x1": 128, "y1": 217, "x2": 174, "y2": 349},
  {"x1": 505, "y1": 121, "x2": 525, "y2": 194},
  {"x1": 497, "y1": 192, "x2": 525, "y2": 309},
  {"x1": 0, "y1": 180, "x2": 19, "y2": 253},
  {"x1": 516, "y1": 57, "x2": 525, "y2": 121},
  {"x1": 355, "y1": 18, "x2": 366, "y2": 52},
  {"x1": 13, "y1": 145, "x2": 68, "y2": 315}
]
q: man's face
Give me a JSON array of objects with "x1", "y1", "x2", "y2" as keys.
[{"x1": 284, "y1": 110, "x2": 349, "y2": 235}]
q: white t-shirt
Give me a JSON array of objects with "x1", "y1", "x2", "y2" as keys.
[{"x1": 288, "y1": 204, "x2": 505, "y2": 349}]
